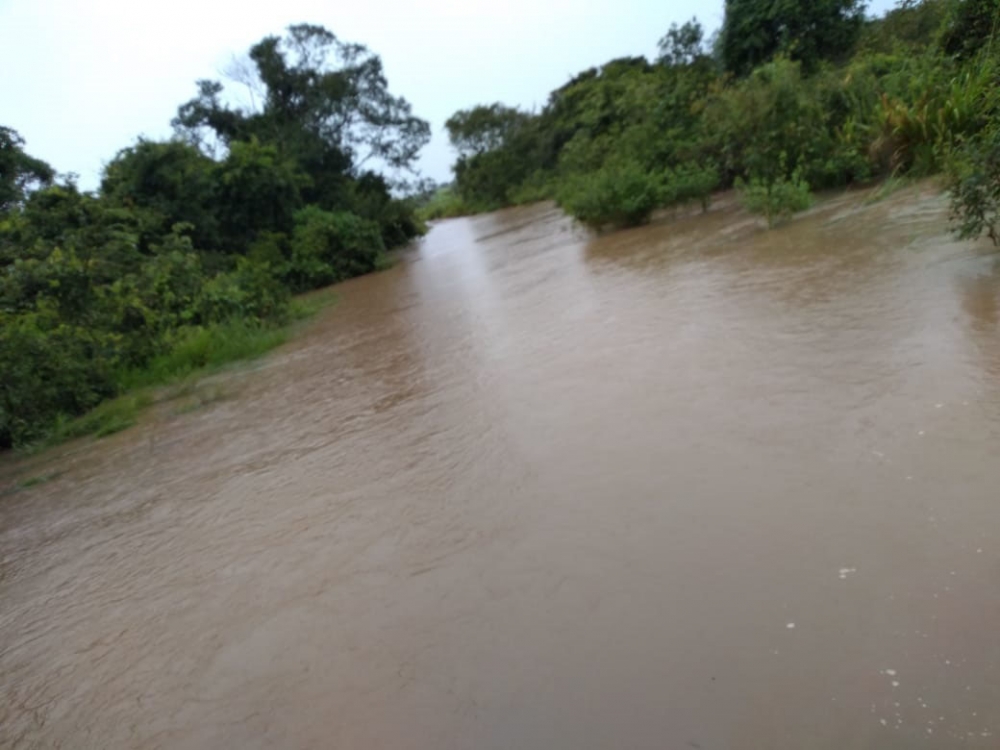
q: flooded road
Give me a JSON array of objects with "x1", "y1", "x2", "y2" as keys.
[{"x1": 3, "y1": 185, "x2": 1000, "y2": 749}]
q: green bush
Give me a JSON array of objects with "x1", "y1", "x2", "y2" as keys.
[
  {"x1": 667, "y1": 163, "x2": 720, "y2": 210},
  {"x1": 0, "y1": 311, "x2": 120, "y2": 448},
  {"x1": 196, "y1": 258, "x2": 290, "y2": 325},
  {"x1": 557, "y1": 159, "x2": 666, "y2": 229},
  {"x1": 947, "y1": 123, "x2": 1000, "y2": 245},
  {"x1": 285, "y1": 207, "x2": 386, "y2": 293},
  {"x1": 736, "y1": 167, "x2": 814, "y2": 227}
]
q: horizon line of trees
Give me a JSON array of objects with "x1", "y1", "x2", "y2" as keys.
[{"x1": 432, "y1": 0, "x2": 1000, "y2": 236}]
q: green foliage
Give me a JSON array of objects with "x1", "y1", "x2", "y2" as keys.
[
  {"x1": 173, "y1": 24, "x2": 430, "y2": 192},
  {"x1": 446, "y1": 104, "x2": 530, "y2": 158},
  {"x1": 702, "y1": 58, "x2": 866, "y2": 188},
  {"x1": 947, "y1": 122, "x2": 1000, "y2": 244},
  {"x1": 720, "y1": 0, "x2": 867, "y2": 76},
  {"x1": 49, "y1": 392, "x2": 153, "y2": 443},
  {"x1": 100, "y1": 139, "x2": 220, "y2": 249},
  {"x1": 120, "y1": 319, "x2": 289, "y2": 390},
  {"x1": 940, "y1": 0, "x2": 1000, "y2": 60},
  {"x1": 0, "y1": 310, "x2": 121, "y2": 447},
  {"x1": 213, "y1": 139, "x2": 305, "y2": 250},
  {"x1": 872, "y1": 51, "x2": 998, "y2": 175},
  {"x1": 286, "y1": 206, "x2": 385, "y2": 292},
  {"x1": 196, "y1": 258, "x2": 291, "y2": 324},
  {"x1": 0, "y1": 128, "x2": 55, "y2": 214},
  {"x1": 416, "y1": 187, "x2": 477, "y2": 221},
  {"x1": 736, "y1": 166, "x2": 814, "y2": 227},
  {"x1": 668, "y1": 163, "x2": 721, "y2": 210},
  {"x1": 860, "y1": 0, "x2": 952, "y2": 53},
  {"x1": 657, "y1": 19, "x2": 709, "y2": 67},
  {"x1": 557, "y1": 158, "x2": 666, "y2": 229}
]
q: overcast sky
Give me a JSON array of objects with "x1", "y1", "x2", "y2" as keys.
[{"x1": 1, "y1": 0, "x2": 896, "y2": 189}]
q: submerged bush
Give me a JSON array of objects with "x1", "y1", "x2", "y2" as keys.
[
  {"x1": 948, "y1": 124, "x2": 1000, "y2": 245},
  {"x1": 557, "y1": 159, "x2": 665, "y2": 229},
  {"x1": 667, "y1": 163, "x2": 720, "y2": 211},
  {"x1": 737, "y1": 168, "x2": 813, "y2": 228}
]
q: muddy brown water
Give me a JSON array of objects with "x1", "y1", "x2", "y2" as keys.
[{"x1": 3, "y1": 186, "x2": 1000, "y2": 749}]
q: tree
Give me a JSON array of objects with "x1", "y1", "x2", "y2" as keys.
[
  {"x1": 173, "y1": 24, "x2": 430, "y2": 186},
  {"x1": 657, "y1": 19, "x2": 708, "y2": 67},
  {"x1": 445, "y1": 104, "x2": 530, "y2": 158},
  {"x1": 101, "y1": 139, "x2": 220, "y2": 250},
  {"x1": 0, "y1": 127, "x2": 55, "y2": 214},
  {"x1": 720, "y1": 0, "x2": 867, "y2": 76},
  {"x1": 212, "y1": 139, "x2": 305, "y2": 251}
]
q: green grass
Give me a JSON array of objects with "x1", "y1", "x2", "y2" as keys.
[
  {"x1": 288, "y1": 286, "x2": 339, "y2": 322},
  {"x1": 169, "y1": 383, "x2": 234, "y2": 415},
  {"x1": 17, "y1": 470, "x2": 62, "y2": 489},
  {"x1": 864, "y1": 174, "x2": 913, "y2": 204},
  {"x1": 118, "y1": 319, "x2": 289, "y2": 392},
  {"x1": 47, "y1": 392, "x2": 154, "y2": 444}
]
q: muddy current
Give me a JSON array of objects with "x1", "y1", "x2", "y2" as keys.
[{"x1": 3, "y1": 186, "x2": 1000, "y2": 749}]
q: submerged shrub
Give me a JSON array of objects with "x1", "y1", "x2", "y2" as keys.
[
  {"x1": 737, "y1": 168, "x2": 813, "y2": 228},
  {"x1": 557, "y1": 159, "x2": 665, "y2": 229},
  {"x1": 948, "y1": 124, "x2": 1000, "y2": 245},
  {"x1": 667, "y1": 163, "x2": 720, "y2": 211}
]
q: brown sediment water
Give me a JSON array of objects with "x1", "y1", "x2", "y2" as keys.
[{"x1": 2, "y1": 185, "x2": 999, "y2": 749}]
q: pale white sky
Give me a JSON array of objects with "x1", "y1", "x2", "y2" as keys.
[{"x1": 0, "y1": 0, "x2": 896, "y2": 189}]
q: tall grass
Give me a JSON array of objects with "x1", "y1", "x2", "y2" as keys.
[{"x1": 118, "y1": 320, "x2": 288, "y2": 391}]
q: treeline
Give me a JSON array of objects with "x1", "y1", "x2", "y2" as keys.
[
  {"x1": 433, "y1": 0, "x2": 1000, "y2": 235},
  {"x1": 1, "y1": 24, "x2": 429, "y2": 448}
]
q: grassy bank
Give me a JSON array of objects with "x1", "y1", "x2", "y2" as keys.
[{"x1": 23, "y1": 289, "x2": 337, "y2": 453}]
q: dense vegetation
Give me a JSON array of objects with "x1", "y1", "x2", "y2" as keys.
[
  {"x1": 1, "y1": 25, "x2": 429, "y2": 448},
  {"x1": 436, "y1": 0, "x2": 1000, "y2": 234}
]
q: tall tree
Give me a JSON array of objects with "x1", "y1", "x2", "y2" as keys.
[
  {"x1": 720, "y1": 0, "x2": 867, "y2": 76},
  {"x1": 657, "y1": 19, "x2": 708, "y2": 68},
  {"x1": 445, "y1": 104, "x2": 530, "y2": 159},
  {"x1": 173, "y1": 24, "x2": 430, "y2": 206}
]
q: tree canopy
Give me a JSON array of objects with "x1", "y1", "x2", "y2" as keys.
[
  {"x1": 173, "y1": 24, "x2": 430, "y2": 203},
  {"x1": 0, "y1": 127, "x2": 55, "y2": 214},
  {"x1": 719, "y1": 0, "x2": 867, "y2": 76}
]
